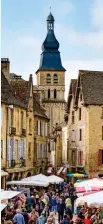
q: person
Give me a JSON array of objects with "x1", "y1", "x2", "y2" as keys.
[
  {"x1": 65, "y1": 197, "x2": 71, "y2": 210},
  {"x1": 43, "y1": 205, "x2": 50, "y2": 218},
  {"x1": 22, "y1": 208, "x2": 29, "y2": 224},
  {"x1": 37, "y1": 213, "x2": 47, "y2": 224},
  {"x1": 60, "y1": 214, "x2": 70, "y2": 224},
  {"x1": 26, "y1": 196, "x2": 33, "y2": 213},
  {"x1": 65, "y1": 206, "x2": 73, "y2": 220},
  {"x1": 50, "y1": 195, "x2": 57, "y2": 213},
  {"x1": 84, "y1": 214, "x2": 92, "y2": 224},
  {"x1": 48, "y1": 212, "x2": 55, "y2": 224},
  {"x1": 57, "y1": 198, "x2": 65, "y2": 223},
  {"x1": 13, "y1": 209, "x2": 25, "y2": 224}
]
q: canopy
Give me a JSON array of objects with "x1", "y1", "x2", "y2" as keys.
[
  {"x1": 1, "y1": 170, "x2": 9, "y2": 177},
  {"x1": 22, "y1": 174, "x2": 49, "y2": 184},
  {"x1": 7, "y1": 180, "x2": 49, "y2": 187},
  {"x1": 76, "y1": 191, "x2": 103, "y2": 207},
  {"x1": 74, "y1": 178, "x2": 103, "y2": 188},
  {"x1": 76, "y1": 186, "x2": 100, "y2": 193},
  {"x1": 1, "y1": 191, "x2": 21, "y2": 200},
  {"x1": 48, "y1": 175, "x2": 64, "y2": 184},
  {"x1": 0, "y1": 203, "x2": 7, "y2": 212},
  {"x1": 67, "y1": 173, "x2": 88, "y2": 178}
]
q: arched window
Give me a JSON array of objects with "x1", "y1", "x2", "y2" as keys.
[
  {"x1": 48, "y1": 89, "x2": 50, "y2": 99},
  {"x1": 54, "y1": 89, "x2": 57, "y2": 99},
  {"x1": 47, "y1": 74, "x2": 51, "y2": 84},
  {"x1": 54, "y1": 74, "x2": 58, "y2": 83}
]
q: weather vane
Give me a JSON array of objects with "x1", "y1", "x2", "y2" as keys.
[{"x1": 50, "y1": 6, "x2": 51, "y2": 13}]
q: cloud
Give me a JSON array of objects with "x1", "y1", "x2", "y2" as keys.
[
  {"x1": 56, "y1": 24, "x2": 103, "y2": 49},
  {"x1": 91, "y1": 0, "x2": 103, "y2": 29}
]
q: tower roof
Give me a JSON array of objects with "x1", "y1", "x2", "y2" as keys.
[
  {"x1": 47, "y1": 12, "x2": 55, "y2": 21},
  {"x1": 36, "y1": 13, "x2": 66, "y2": 73}
]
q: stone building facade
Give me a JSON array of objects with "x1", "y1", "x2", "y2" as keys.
[
  {"x1": 1, "y1": 58, "x2": 50, "y2": 188},
  {"x1": 36, "y1": 13, "x2": 66, "y2": 159},
  {"x1": 67, "y1": 70, "x2": 103, "y2": 177}
]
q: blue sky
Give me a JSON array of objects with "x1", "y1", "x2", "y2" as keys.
[{"x1": 1, "y1": 0, "x2": 103, "y2": 98}]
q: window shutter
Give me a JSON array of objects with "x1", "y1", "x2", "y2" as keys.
[
  {"x1": 7, "y1": 138, "x2": 11, "y2": 167},
  {"x1": 18, "y1": 139, "x2": 21, "y2": 159},
  {"x1": 98, "y1": 149, "x2": 102, "y2": 166},
  {"x1": 78, "y1": 151, "x2": 80, "y2": 165},
  {"x1": 23, "y1": 139, "x2": 26, "y2": 159},
  {"x1": 38, "y1": 120, "x2": 40, "y2": 135},
  {"x1": 13, "y1": 139, "x2": 15, "y2": 160},
  {"x1": 42, "y1": 122, "x2": 44, "y2": 136},
  {"x1": 45, "y1": 123, "x2": 47, "y2": 137},
  {"x1": 21, "y1": 139, "x2": 23, "y2": 157},
  {"x1": 72, "y1": 130, "x2": 75, "y2": 142}
]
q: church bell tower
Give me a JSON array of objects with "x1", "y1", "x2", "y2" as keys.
[{"x1": 36, "y1": 12, "x2": 66, "y2": 139}]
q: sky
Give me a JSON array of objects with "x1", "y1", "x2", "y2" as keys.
[{"x1": 1, "y1": 0, "x2": 103, "y2": 99}]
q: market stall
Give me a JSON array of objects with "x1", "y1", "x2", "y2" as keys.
[
  {"x1": 47, "y1": 175, "x2": 64, "y2": 184},
  {"x1": 1, "y1": 190, "x2": 21, "y2": 200},
  {"x1": 76, "y1": 190, "x2": 103, "y2": 207},
  {"x1": 6, "y1": 180, "x2": 49, "y2": 187},
  {"x1": 0, "y1": 203, "x2": 7, "y2": 212}
]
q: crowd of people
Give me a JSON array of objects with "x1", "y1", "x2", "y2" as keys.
[{"x1": 1, "y1": 182, "x2": 103, "y2": 224}]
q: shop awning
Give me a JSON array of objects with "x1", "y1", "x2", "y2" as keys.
[
  {"x1": 57, "y1": 167, "x2": 64, "y2": 175},
  {"x1": 1, "y1": 190, "x2": 21, "y2": 200},
  {"x1": 67, "y1": 173, "x2": 88, "y2": 178},
  {"x1": 1, "y1": 170, "x2": 9, "y2": 177},
  {"x1": 0, "y1": 203, "x2": 7, "y2": 212}
]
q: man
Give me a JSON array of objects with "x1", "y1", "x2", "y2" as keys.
[
  {"x1": 22, "y1": 208, "x2": 29, "y2": 224},
  {"x1": 50, "y1": 195, "x2": 57, "y2": 213},
  {"x1": 13, "y1": 209, "x2": 25, "y2": 224},
  {"x1": 60, "y1": 214, "x2": 70, "y2": 224},
  {"x1": 57, "y1": 198, "x2": 65, "y2": 223},
  {"x1": 37, "y1": 213, "x2": 47, "y2": 224}
]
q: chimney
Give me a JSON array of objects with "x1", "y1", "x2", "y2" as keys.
[{"x1": 1, "y1": 58, "x2": 10, "y2": 81}]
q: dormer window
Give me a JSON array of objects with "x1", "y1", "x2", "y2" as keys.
[
  {"x1": 54, "y1": 74, "x2": 58, "y2": 83},
  {"x1": 47, "y1": 74, "x2": 51, "y2": 84}
]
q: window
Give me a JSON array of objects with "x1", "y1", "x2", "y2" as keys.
[
  {"x1": 72, "y1": 111, "x2": 75, "y2": 124},
  {"x1": 78, "y1": 151, "x2": 83, "y2": 165},
  {"x1": 72, "y1": 130, "x2": 75, "y2": 142},
  {"x1": 102, "y1": 150, "x2": 103, "y2": 164},
  {"x1": 72, "y1": 150, "x2": 75, "y2": 165},
  {"x1": 17, "y1": 110, "x2": 19, "y2": 131},
  {"x1": 79, "y1": 108, "x2": 81, "y2": 120},
  {"x1": 29, "y1": 118, "x2": 32, "y2": 133},
  {"x1": 54, "y1": 89, "x2": 57, "y2": 99},
  {"x1": 48, "y1": 89, "x2": 50, "y2": 99},
  {"x1": 79, "y1": 129, "x2": 82, "y2": 141},
  {"x1": 1, "y1": 140, "x2": 3, "y2": 158},
  {"x1": 47, "y1": 74, "x2": 51, "y2": 84},
  {"x1": 20, "y1": 111, "x2": 23, "y2": 130},
  {"x1": 54, "y1": 74, "x2": 58, "y2": 83},
  {"x1": 40, "y1": 121, "x2": 42, "y2": 136},
  {"x1": 102, "y1": 108, "x2": 103, "y2": 118},
  {"x1": 28, "y1": 142, "x2": 31, "y2": 160},
  {"x1": 80, "y1": 94, "x2": 82, "y2": 101},
  {"x1": 10, "y1": 109, "x2": 13, "y2": 127},
  {"x1": 102, "y1": 126, "x2": 103, "y2": 140}
]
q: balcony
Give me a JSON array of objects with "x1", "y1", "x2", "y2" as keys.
[
  {"x1": 21, "y1": 129, "x2": 26, "y2": 137},
  {"x1": 9, "y1": 127, "x2": 16, "y2": 135}
]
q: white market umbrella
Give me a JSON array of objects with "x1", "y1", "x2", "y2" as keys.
[
  {"x1": 1, "y1": 191, "x2": 21, "y2": 200},
  {"x1": 48, "y1": 175, "x2": 64, "y2": 184},
  {"x1": 6, "y1": 180, "x2": 49, "y2": 187},
  {"x1": 22, "y1": 173, "x2": 49, "y2": 183},
  {"x1": 74, "y1": 178, "x2": 103, "y2": 189},
  {"x1": 0, "y1": 203, "x2": 7, "y2": 211},
  {"x1": 76, "y1": 191, "x2": 103, "y2": 208}
]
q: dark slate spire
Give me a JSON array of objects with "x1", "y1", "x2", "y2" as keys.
[{"x1": 36, "y1": 13, "x2": 66, "y2": 73}]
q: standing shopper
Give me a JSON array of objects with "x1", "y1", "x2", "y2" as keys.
[
  {"x1": 50, "y1": 195, "x2": 57, "y2": 213},
  {"x1": 13, "y1": 209, "x2": 25, "y2": 224},
  {"x1": 57, "y1": 198, "x2": 65, "y2": 223}
]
